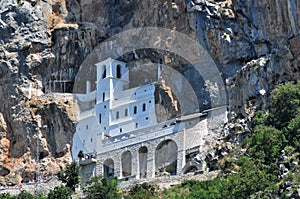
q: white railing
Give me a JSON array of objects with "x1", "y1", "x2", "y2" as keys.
[{"x1": 99, "y1": 119, "x2": 180, "y2": 153}]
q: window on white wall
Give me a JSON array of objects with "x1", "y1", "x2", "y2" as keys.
[
  {"x1": 135, "y1": 123, "x2": 138, "y2": 128},
  {"x1": 134, "y1": 106, "x2": 137, "y2": 114},
  {"x1": 99, "y1": 114, "x2": 102, "y2": 124},
  {"x1": 102, "y1": 65, "x2": 106, "y2": 78},
  {"x1": 102, "y1": 92, "x2": 105, "y2": 101},
  {"x1": 125, "y1": 109, "x2": 128, "y2": 117},
  {"x1": 142, "y1": 103, "x2": 146, "y2": 111},
  {"x1": 116, "y1": 111, "x2": 119, "y2": 119},
  {"x1": 116, "y1": 64, "x2": 121, "y2": 78}
]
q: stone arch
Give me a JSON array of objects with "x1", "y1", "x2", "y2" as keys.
[
  {"x1": 182, "y1": 161, "x2": 203, "y2": 174},
  {"x1": 155, "y1": 139, "x2": 178, "y2": 176},
  {"x1": 121, "y1": 150, "x2": 132, "y2": 177},
  {"x1": 139, "y1": 146, "x2": 148, "y2": 178},
  {"x1": 103, "y1": 158, "x2": 114, "y2": 180}
]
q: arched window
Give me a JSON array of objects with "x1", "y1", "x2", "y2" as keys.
[
  {"x1": 102, "y1": 65, "x2": 106, "y2": 79},
  {"x1": 125, "y1": 109, "x2": 128, "y2": 117},
  {"x1": 116, "y1": 111, "x2": 119, "y2": 119},
  {"x1": 116, "y1": 64, "x2": 121, "y2": 78}
]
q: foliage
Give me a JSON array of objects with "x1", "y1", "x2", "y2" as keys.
[
  {"x1": 0, "y1": 191, "x2": 47, "y2": 199},
  {"x1": 125, "y1": 183, "x2": 158, "y2": 199},
  {"x1": 245, "y1": 126, "x2": 285, "y2": 166},
  {"x1": 16, "y1": 190, "x2": 35, "y2": 199},
  {"x1": 162, "y1": 159, "x2": 277, "y2": 199},
  {"x1": 252, "y1": 110, "x2": 268, "y2": 126},
  {"x1": 48, "y1": 186, "x2": 71, "y2": 199},
  {"x1": 77, "y1": 150, "x2": 84, "y2": 158},
  {"x1": 57, "y1": 161, "x2": 80, "y2": 192},
  {"x1": 83, "y1": 176, "x2": 121, "y2": 199},
  {"x1": 0, "y1": 193, "x2": 15, "y2": 199},
  {"x1": 285, "y1": 114, "x2": 300, "y2": 150},
  {"x1": 270, "y1": 81, "x2": 300, "y2": 128}
]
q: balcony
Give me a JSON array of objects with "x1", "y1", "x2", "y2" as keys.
[{"x1": 79, "y1": 158, "x2": 97, "y2": 166}]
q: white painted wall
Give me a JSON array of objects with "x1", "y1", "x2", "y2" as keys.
[{"x1": 72, "y1": 58, "x2": 158, "y2": 157}]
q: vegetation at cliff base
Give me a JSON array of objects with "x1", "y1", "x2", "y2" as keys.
[
  {"x1": 83, "y1": 176, "x2": 121, "y2": 199},
  {"x1": 125, "y1": 81, "x2": 300, "y2": 198},
  {"x1": 56, "y1": 162, "x2": 80, "y2": 192}
]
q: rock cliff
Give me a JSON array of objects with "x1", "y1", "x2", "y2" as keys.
[{"x1": 0, "y1": 0, "x2": 299, "y2": 185}]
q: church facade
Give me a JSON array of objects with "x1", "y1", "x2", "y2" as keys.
[{"x1": 72, "y1": 58, "x2": 226, "y2": 186}]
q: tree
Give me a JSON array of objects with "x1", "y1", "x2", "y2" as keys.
[
  {"x1": 270, "y1": 81, "x2": 300, "y2": 128},
  {"x1": 77, "y1": 150, "x2": 84, "y2": 159},
  {"x1": 48, "y1": 186, "x2": 72, "y2": 199},
  {"x1": 245, "y1": 126, "x2": 285, "y2": 167},
  {"x1": 83, "y1": 176, "x2": 121, "y2": 199},
  {"x1": 57, "y1": 161, "x2": 80, "y2": 192}
]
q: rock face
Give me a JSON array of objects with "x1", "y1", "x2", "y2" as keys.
[{"x1": 0, "y1": 0, "x2": 299, "y2": 185}]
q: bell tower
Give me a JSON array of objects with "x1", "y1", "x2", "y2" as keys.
[{"x1": 94, "y1": 58, "x2": 129, "y2": 135}]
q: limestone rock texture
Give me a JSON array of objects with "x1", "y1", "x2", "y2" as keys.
[{"x1": 0, "y1": 0, "x2": 299, "y2": 185}]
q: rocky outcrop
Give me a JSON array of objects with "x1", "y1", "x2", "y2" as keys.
[{"x1": 0, "y1": 0, "x2": 300, "y2": 186}]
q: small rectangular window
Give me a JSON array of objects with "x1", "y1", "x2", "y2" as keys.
[
  {"x1": 142, "y1": 103, "x2": 146, "y2": 112},
  {"x1": 125, "y1": 109, "x2": 128, "y2": 117},
  {"x1": 86, "y1": 125, "x2": 88, "y2": 129},
  {"x1": 134, "y1": 106, "x2": 137, "y2": 114},
  {"x1": 116, "y1": 65, "x2": 121, "y2": 78},
  {"x1": 99, "y1": 114, "x2": 102, "y2": 124},
  {"x1": 135, "y1": 123, "x2": 138, "y2": 128},
  {"x1": 116, "y1": 111, "x2": 119, "y2": 119}
]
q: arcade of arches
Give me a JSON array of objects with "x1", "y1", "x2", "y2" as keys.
[{"x1": 102, "y1": 139, "x2": 179, "y2": 179}]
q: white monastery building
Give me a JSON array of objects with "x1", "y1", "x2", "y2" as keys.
[{"x1": 72, "y1": 58, "x2": 227, "y2": 186}]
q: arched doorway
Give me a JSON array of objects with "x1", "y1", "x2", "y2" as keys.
[
  {"x1": 103, "y1": 158, "x2": 114, "y2": 180},
  {"x1": 121, "y1": 150, "x2": 132, "y2": 177},
  {"x1": 139, "y1": 146, "x2": 148, "y2": 178},
  {"x1": 155, "y1": 139, "x2": 178, "y2": 176}
]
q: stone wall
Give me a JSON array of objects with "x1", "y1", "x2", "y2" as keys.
[{"x1": 79, "y1": 108, "x2": 226, "y2": 186}]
